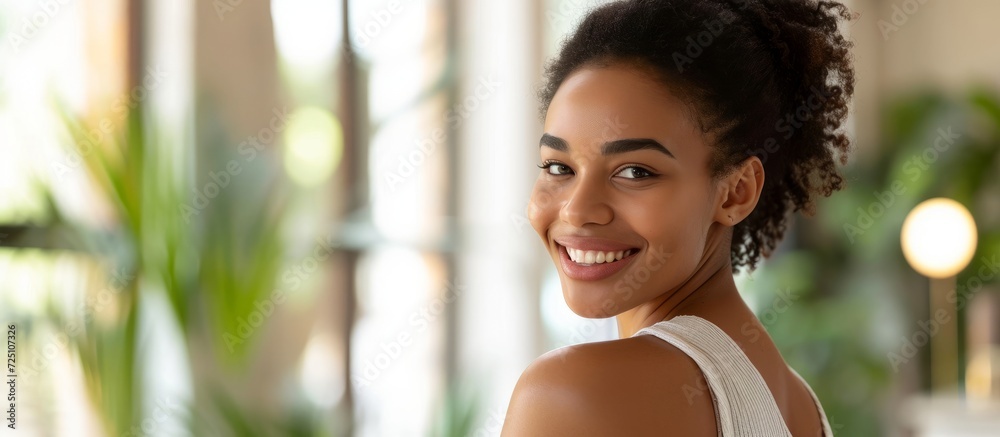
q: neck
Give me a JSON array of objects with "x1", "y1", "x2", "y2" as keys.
[{"x1": 616, "y1": 227, "x2": 743, "y2": 338}]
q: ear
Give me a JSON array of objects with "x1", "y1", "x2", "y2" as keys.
[{"x1": 713, "y1": 156, "x2": 764, "y2": 226}]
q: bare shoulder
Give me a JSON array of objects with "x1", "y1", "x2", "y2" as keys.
[{"x1": 501, "y1": 335, "x2": 718, "y2": 436}]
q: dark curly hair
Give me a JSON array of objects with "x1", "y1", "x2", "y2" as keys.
[{"x1": 538, "y1": 0, "x2": 855, "y2": 271}]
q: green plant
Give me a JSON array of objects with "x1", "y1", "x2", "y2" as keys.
[{"x1": 52, "y1": 102, "x2": 316, "y2": 435}]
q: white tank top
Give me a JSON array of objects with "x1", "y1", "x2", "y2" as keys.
[{"x1": 632, "y1": 315, "x2": 834, "y2": 436}]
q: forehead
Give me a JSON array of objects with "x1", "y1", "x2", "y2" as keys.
[{"x1": 543, "y1": 64, "x2": 704, "y2": 157}]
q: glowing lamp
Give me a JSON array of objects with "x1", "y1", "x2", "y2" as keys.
[
  {"x1": 901, "y1": 198, "x2": 978, "y2": 393},
  {"x1": 901, "y1": 198, "x2": 978, "y2": 278}
]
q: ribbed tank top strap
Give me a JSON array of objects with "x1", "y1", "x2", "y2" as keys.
[{"x1": 632, "y1": 315, "x2": 792, "y2": 437}]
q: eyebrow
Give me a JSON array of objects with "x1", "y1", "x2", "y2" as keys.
[{"x1": 539, "y1": 133, "x2": 675, "y2": 158}]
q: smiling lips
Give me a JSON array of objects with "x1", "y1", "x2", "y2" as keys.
[
  {"x1": 566, "y1": 248, "x2": 637, "y2": 264},
  {"x1": 554, "y1": 236, "x2": 641, "y2": 281}
]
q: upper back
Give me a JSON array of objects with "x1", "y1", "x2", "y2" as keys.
[
  {"x1": 632, "y1": 315, "x2": 832, "y2": 436},
  {"x1": 502, "y1": 332, "x2": 720, "y2": 436},
  {"x1": 502, "y1": 316, "x2": 831, "y2": 437}
]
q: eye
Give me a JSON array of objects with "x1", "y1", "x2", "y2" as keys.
[
  {"x1": 537, "y1": 160, "x2": 573, "y2": 176},
  {"x1": 615, "y1": 166, "x2": 655, "y2": 179}
]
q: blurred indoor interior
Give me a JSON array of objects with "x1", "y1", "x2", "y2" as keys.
[{"x1": 2, "y1": 0, "x2": 1000, "y2": 435}]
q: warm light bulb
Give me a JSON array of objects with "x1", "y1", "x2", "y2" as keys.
[
  {"x1": 282, "y1": 106, "x2": 343, "y2": 188},
  {"x1": 901, "y1": 198, "x2": 977, "y2": 278}
]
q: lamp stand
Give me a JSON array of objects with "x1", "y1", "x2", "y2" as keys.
[{"x1": 931, "y1": 275, "x2": 959, "y2": 392}]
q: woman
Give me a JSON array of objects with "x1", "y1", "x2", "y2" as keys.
[{"x1": 502, "y1": 0, "x2": 854, "y2": 435}]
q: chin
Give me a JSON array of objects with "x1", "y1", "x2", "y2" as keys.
[{"x1": 561, "y1": 283, "x2": 627, "y2": 319}]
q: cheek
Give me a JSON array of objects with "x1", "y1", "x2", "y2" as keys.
[
  {"x1": 527, "y1": 180, "x2": 559, "y2": 235},
  {"x1": 629, "y1": 187, "x2": 712, "y2": 264}
]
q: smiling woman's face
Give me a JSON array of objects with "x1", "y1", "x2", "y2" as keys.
[{"x1": 529, "y1": 63, "x2": 725, "y2": 319}]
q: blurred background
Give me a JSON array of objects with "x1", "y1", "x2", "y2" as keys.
[{"x1": 1, "y1": 0, "x2": 1000, "y2": 435}]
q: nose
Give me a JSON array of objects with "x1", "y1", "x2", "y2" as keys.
[{"x1": 559, "y1": 174, "x2": 613, "y2": 227}]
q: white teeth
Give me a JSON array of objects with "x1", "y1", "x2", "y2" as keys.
[{"x1": 566, "y1": 247, "x2": 634, "y2": 265}]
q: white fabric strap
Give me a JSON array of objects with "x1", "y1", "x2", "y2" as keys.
[{"x1": 633, "y1": 315, "x2": 832, "y2": 436}]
